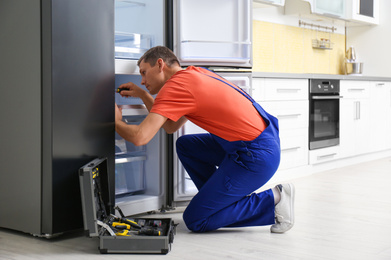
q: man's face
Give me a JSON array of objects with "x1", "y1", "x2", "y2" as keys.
[{"x1": 139, "y1": 60, "x2": 164, "y2": 95}]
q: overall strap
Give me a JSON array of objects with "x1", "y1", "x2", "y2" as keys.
[{"x1": 199, "y1": 67, "x2": 255, "y2": 103}]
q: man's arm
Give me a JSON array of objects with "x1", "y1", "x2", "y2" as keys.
[
  {"x1": 115, "y1": 105, "x2": 167, "y2": 146},
  {"x1": 162, "y1": 116, "x2": 188, "y2": 134}
]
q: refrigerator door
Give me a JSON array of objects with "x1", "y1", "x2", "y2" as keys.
[
  {"x1": 0, "y1": 0, "x2": 115, "y2": 236},
  {"x1": 173, "y1": 0, "x2": 252, "y2": 68},
  {"x1": 171, "y1": 73, "x2": 252, "y2": 205}
]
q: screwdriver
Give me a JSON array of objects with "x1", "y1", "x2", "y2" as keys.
[
  {"x1": 116, "y1": 87, "x2": 127, "y2": 93},
  {"x1": 138, "y1": 227, "x2": 161, "y2": 236}
]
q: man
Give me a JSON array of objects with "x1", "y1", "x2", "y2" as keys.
[{"x1": 115, "y1": 46, "x2": 295, "y2": 233}]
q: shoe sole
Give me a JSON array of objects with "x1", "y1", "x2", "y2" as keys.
[{"x1": 271, "y1": 183, "x2": 295, "y2": 233}]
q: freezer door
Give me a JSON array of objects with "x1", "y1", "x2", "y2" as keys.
[
  {"x1": 174, "y1": 0, "x2": 252, "y2": 68},
  {"x1": 171, "y1": 72, "x2": 252, "y2": 205}
]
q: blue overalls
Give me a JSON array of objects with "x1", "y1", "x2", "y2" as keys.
[{"x1": 176, "y1": 70, "x2": 281, "y2": 233}]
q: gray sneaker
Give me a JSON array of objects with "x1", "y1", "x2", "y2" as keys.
[{"x1": 270, "y1": 183, "x2": 295, "y2": 233}]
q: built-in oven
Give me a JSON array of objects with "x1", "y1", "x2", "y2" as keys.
[{"x1": 309, "y1": 79, "x2": 342, "y2": 150}]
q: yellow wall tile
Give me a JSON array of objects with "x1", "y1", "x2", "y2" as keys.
[{"x1": 253, "y1": 20, "x2": 346, "y2": 74}]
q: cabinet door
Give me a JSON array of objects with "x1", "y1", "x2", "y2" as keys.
[
  {"x1": 340, "y1": 98, "x2": 370, "y2": 157},
  {"x1": 369, "y1": 82, "x2": 391, "y2": 152}
]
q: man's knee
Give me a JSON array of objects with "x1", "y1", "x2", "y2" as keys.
[{"x1": 183, "y1": 207, "x2": 207, "y2": 233}]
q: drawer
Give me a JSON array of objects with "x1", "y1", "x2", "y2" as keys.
[
  {"x1": 252, "y1": 78, "x2": 308, "y2": 101},
  {"x1": 115, "y1": 155, "x2": 146, "y2": 195},
  {"x1": 278, "y1": 128, "x2": 308, "y2": 170},
  {"x1": 309, "y1": 146, "x2": 341, "y2": 165},
  {"x1": 340, "y1": 80, "x2": 370, "y2": 99},
  {"x1": 260, "y1": 100, "x2": 308, "y2": 130}
]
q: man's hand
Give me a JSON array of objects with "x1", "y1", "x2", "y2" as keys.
[
  {"x1": 115, "y1": 103, "x2": 123, "y2": 123},
  {"x1": 118, "y1": 82, "x2": 147, "y2": 99}
]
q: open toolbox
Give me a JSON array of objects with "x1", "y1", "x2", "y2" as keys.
[{"x1": 79, "y1": 158, "x2": 176, "y2": 254}]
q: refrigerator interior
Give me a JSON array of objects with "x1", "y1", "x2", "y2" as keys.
[
  {"x1": 172, "y1": 72, "x2": 252, "y2": 205},
  {"x1": 113, "y1": 0, "x2": 167, "y2": 216},
  {"x1": 114, "y1": 75, "x2": 167, "y2": 216},
  {"x1": 115, "y1": 0, "x2": 165, "y2": 74},
  {"x1": 174, "y1": 0, "x2": 252, "y2": 67}
]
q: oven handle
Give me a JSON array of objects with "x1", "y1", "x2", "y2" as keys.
[{"x1": 311, "y1": 95, "x2": 343, "y2": 100}]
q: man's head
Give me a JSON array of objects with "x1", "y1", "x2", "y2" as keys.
[
  {"x1": 137, "y1": 46, "x2": 180, "y2": 68},
  {"x1": 137, "y1": 46, "x2": 182, "y2": 95}
]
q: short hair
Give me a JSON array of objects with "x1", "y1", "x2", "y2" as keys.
[{"x1": 137, "y1": 46, "x2": 180, "y2": 67}]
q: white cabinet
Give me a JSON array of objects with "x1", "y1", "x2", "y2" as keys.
[
  {"x1": 369, "y1": 81, "x2": 391, "y2": 152},
  {"x1": 340, "y1": 80, "x2": 371, "y2": 158},
  {"x1": 285, "y1": 0, "x2": 346, "y2": 20},
  {"x1": 253, "y1": 78, "x2": 308, "y2": 170},
  {"x1": 346, "y1": 0, "x2": 379, "y2": 25}
]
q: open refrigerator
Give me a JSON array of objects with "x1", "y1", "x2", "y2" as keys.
[{"x1": 113, "y1": 0, "x2": 253, "y2": 212}]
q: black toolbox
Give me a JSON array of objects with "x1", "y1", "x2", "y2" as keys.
[{"x1": 79, "y1": 157, "x2": 176, "y2": 254}]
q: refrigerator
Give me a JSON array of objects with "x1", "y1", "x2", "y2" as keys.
[
  {"x1": 0, "y1": 0, "x2": 114, "y2": 236},
  {"x1": 0, "y1": 0, "x2": 253, "y2": 237}
]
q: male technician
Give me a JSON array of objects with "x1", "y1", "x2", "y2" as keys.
[{"x1": 115, "y1": 46, "x2": 295, "y2": 233}]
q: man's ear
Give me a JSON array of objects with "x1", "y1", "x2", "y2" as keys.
[{"x1": 157, "y1": 58, "x2": 164, "y2": 72}]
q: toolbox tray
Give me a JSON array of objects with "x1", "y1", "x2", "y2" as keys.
[{"x1": 79, "y1": 158, "x2": 175, "y2": 254}]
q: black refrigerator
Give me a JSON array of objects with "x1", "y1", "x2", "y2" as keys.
[{"x1": 0, "y1": 0, "x2": 115, "y2": 237}]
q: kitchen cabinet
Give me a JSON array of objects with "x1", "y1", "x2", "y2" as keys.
[
  {"x1": 369, "y1": 81, "x2": 391, "y2": 152},
  {"x1": 340, "y1": 80, "x2": 371, "y2": 158},
  {"x1": 346, "y1": 0, "x2": 379, "y2": 25},
  {"x1": 285, "y1": 0, "x2": 346, "y2": 20},
  {"x1": 252, "y1": 78, "x2": 308, "y2": 170}
]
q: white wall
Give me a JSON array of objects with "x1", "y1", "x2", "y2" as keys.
[{"x1": 346, "y1": 0, "x2": 391, "y2": 77}]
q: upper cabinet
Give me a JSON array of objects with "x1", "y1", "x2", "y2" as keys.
[
  {"x1": 285, "y1": 0, "x2": 346, "y2": 20},
  {"x1": 253, "y1": 0, "x2": 285, "y2": 6},
  {"x1": 346, "y1": 0, "x2": 379, "y2": 25},
  {"x1": 284, "y1": 0, "x2": 379, "y2": 25}
]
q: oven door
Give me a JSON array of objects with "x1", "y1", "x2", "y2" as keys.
[{"x1": 309, "y1": 94, "x2": 341, "y2": 150}]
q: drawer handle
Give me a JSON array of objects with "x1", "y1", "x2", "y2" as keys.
[
  {"x1": 348, "y1": 88, "x2": 365, "y2": 91},
  {"x1": 282, "y1": 146, "x2": 301, "y2": 152},
  {"x1": 277, "y1": 88, "x2": 302, "y2": 92},
  {"x1": 277, "y1": 114, "x2": 302, "y2": 118},
  {"x1": 317, "y1": 153, "x2": 337, "y2": 160}
]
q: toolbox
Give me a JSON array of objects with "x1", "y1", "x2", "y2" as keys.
[{"x1": 79, "y1": 157, "x2": 176, "y2": 254}]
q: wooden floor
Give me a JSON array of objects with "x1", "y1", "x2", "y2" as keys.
[{"x1": 1, "y1": 157, "x2": 391, "y2": 260}]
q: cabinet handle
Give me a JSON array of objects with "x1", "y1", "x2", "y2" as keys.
[
  {"x1": 282, "y1": 146, "x2": 301, "y2": 152},
  {"x1": 348, "y1": 88, "x2": 365, "y2": 91},
  {"x1": 376, "y1": 83, "x2": 385, "y2": 86},
  {"x1": 317, "y1": 153, "x2": 337, "y2": 160},
  {"x1": 277, "y1": 88, "x2": 301, "y2": 93},
  {"x1": 354, "y1": 101, "x2": 361, "y2": 120},
  {"x1": 277, "y1": 114, "x2": 302, "y2": 119}
]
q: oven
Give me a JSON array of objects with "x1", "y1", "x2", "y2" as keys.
[{"x1": 309, "y1": 79, "x2": 342, "y2": 150}]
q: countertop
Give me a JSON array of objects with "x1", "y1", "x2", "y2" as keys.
[{"x1": 252, "y1": 72, "x2": 391, "y2": 81}]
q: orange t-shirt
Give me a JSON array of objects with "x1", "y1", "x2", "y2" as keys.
[{"x1": 150, "y1": 66, "x2": 266, "y2": 141}]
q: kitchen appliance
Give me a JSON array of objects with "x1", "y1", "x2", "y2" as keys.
[
  {"x1": 0, "y1": 0, "x2": 114, "y2": 236},
  {"x1": 345, "y1": 46, "x2": 363, "y2": 75},
  {"x1": 169, "y1": 0, "x2": 254, "y2": 206},
  {"x1": 309, "y1": 79, "x2": 342, "y2": 150}
]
